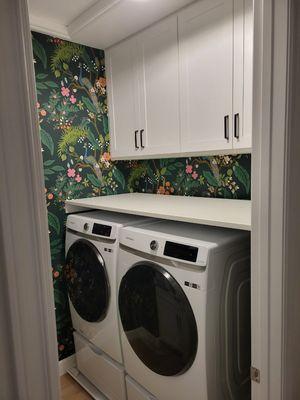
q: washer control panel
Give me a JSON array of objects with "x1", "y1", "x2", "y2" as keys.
[
  {"x1": 92, "y1": 223, "x2": 112, "y2": 237},
  {"x1": 66, "y1": 213, "x2": 118, "y2": 240}
]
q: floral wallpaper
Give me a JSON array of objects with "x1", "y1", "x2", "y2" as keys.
[{"x1": 32, "y1": 31, "x2": 251, "y2": 361}]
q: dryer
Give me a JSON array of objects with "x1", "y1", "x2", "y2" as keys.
[
  {"x1": 118, "y1": 220, "x2": 251, "y2": 400},
  {"x1": 65, "y1": 211, "x2": 152, "y2": 399}
]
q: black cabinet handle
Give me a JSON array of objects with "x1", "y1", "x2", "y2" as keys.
[
  {"x1": 234, "y1": 113, "x2": 240, "y2": 139},
  {"x1": 134, "y1": 130, "x2": 139, "y2": 149},
  {"x1": 224, "y1": 115, "x2": 229, "y2": 141},
  {"x1": 140, "y1": 129, "x2": 145, "y2": 149}
]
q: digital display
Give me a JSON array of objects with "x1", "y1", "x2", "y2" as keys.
[
  {"x1": 92, "y1": 223, "x2": 112, "y2": 237},
  {"x1": 163, "y1": 241, "x2": 198, "y2": 262}
]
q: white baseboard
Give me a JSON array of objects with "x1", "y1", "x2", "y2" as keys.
[{"x1": 59, "y1": 354, "x2": 76, "y2": 376}]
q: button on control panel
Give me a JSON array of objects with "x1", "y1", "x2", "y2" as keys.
[
  {"x1": 83, "y1": 223, "x2": 89, "y2": 231},
  {"x1": 150, "y1": 240, "x2": 159, "y2": 251}
]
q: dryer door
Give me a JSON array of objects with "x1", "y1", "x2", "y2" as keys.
[
  {"x1": 65, "y1": 239, "x2": 110, "y2": 323},
  {"x1": 119, "y1": 262, "x2": 198, "y2": 376}
]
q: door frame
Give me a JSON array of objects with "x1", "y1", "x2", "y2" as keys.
[
  {"x1": 251, "y1": 0, "x2": 300, "y2": 398},
  {"x1": 0, "y1": 0, "x2": 59, "y2": 399}
]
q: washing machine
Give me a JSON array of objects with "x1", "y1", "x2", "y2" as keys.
[
  {"x1": 117, "y1": 220, "x2": 251, "y2": 400},
  {"x1": 65, "y1": 210, "x2": 153, "y2": 399}
]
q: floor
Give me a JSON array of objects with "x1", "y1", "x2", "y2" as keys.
[{"x1": 60, "y1": 374, "x2": 92, "y2": 400}]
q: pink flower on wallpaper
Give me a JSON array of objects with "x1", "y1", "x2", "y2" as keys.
[
  {"x1": 70, "y1": 95, "x2": 77, "y2": 104},
  {"x1": 67, "y1": 168, "x2": 76, "y2": 178},
  {"x1": 53, "y1": 270, "x2": 59, "y2": 278},
  {"x1": 75, "y1": 174, "x2": 82, "y2": 183},
  {"x1": 61, "y1": 86, "x2": 70, "y2": 97},
  {"x1": 101, "y1": 152, "x2": 111, "y2": 161},
  {"x1": 192, "y1": 171, "x2": 199, "y2": 180},
  {"x1": 185, "y1": 165, "x2": 193, "y2": 174}
]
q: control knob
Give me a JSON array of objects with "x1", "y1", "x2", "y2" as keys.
[
  {"x1": 150, "y1": 240, "x2": 159, "y2": 251},
  {"x1": 83, "y1": 223, "x2": 89, "y2": 231}
]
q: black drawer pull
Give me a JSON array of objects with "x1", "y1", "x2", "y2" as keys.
[
  {"x1": 134, "y1": 130, "x2": 139, "y2": 149},
  {"x1": 234, "y1": 113, "x2": 240, "y2": 139},
  {"x1": 140, "y1": 129, "x2": 145, "y2": 149},
  {"x1": 224, "y1": 115, "x2": 229, "y2": 141}
]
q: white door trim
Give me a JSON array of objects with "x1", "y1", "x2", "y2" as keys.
[
  {"x1": 252, "y1": 0, "x2": 292, "y2": 398},
  {"x1": 282, "y1": 0, "x2": 300, "y2": 397},
  {"x1": 0, "y1": 0, "x2": 59, "y2": 399}
]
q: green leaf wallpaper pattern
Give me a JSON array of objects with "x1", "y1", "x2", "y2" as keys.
[{"x1": 32, "y1": 31, "x2": 251, "y2": 361}]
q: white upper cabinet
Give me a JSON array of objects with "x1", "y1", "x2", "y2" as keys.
[
  {"x1": 106, "y1": 0, "x2": 253, "y2": 160},
  {"x1": 107, "y1": 16, "x2": 180, "y2": 160},
  {"x1": 137, "y1": 16, "x2": 180, "y2": 157},
  {"x1": 179, "y1": 0, "x2": 234, "y2": 153},
  {"x1": 106, "y1": 37, "x2": 140, "y2": 159},
  {"x1": 233, "y1": 0, "x2": 253, "y2": 149}
]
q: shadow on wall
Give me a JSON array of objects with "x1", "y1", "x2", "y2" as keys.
[{"x1": 32, "y1": 31, "x2": 251, "y2": 360}]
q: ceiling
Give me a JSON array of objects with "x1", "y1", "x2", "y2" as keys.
[
  {"x1": 28, "y1": 0, "x2": 98, "y2": 26},
  {"x1": 28, "y1": 0, "x2": 196, "y2": 49}
]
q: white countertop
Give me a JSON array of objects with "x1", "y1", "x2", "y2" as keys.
[{"x1": 65, "y1": 193, "x2": 251, "y2": 231}]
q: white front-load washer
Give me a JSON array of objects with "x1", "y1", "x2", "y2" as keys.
[
  {"x1": 118, "y1": 220, "x2": 251, "y2": 400},
  {"x1": 65, "y1": 210, "x2": 153, "y2": 399}
]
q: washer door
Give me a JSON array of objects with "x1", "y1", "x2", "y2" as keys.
[
  {"x1": 119, "y1": 262, "x2": 198, "y2": 376},
  {"x1": 65, "y1": 239, "x2": 109, "y2": 323}
]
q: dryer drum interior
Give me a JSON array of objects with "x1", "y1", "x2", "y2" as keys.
[
  {"x1": 65, "y1": 239, "x2": 110, "y2": 323},
  {"x1": 118, "y1": 262, "x2": 198, "y2": 376}
]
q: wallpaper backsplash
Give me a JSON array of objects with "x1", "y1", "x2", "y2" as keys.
[{"x1": 32, "y1": 31, "x2": 251, "y2": 360}]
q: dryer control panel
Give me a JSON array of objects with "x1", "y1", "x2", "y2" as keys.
[
  {"x1": 163, "y1": 241, "x2": 198, "y2": 263},
  {"x1": 120, "y1": 228, "x2": 210, "y2": 267},
  {"x1": 120, "y1": 218, "x2": 249, "y2": 267}
]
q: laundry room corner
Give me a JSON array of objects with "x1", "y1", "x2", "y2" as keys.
[{"x1": 32, "y1": 32, "x2": 252, "y2": 362}]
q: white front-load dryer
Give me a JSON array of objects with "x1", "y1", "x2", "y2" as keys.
[
  {"x1": 65, "y1": 211, "x2": 152, "y2": 399},
  {"x1": 118, "y1": 220, "x2": 251, "y2": 400}
]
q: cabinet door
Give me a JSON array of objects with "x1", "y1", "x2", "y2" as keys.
[
  {"x1": 179, "y1": 0, "x2": 234, "y2": 153},
  {"x1": 137, "y1": 15, "x2": 180, "y2": 157},
  {"x1": 233, "y1": 0, "x2": 253, "y2": 149},
  {"x1": 106, "y1": 37, "x2": 140, "y2": 159}
]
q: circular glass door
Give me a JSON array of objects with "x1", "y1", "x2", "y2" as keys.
[
  {"x1": 118, "y1": 262, "x2": 198, "y2": 376},
  {"x1": 65, "y1": 239, "x2": 109, "y2": 322}
]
